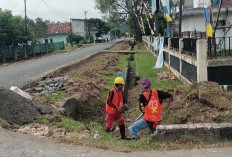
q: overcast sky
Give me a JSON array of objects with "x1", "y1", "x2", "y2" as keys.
[{"x1": 0, "y1": 0, "x2": 102, "y2": 22}]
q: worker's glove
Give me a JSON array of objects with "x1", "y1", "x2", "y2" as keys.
[
  {"x1": 121, "y1": 104, "x2": 129, "y2": 113},
  {"x1": 116, "y1": 107, "x2": 122, "y2": 114}
]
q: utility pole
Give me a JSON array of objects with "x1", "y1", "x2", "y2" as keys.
[
  {"x1": 24, "y1": 0, "x2": 27, "y2": 40},
  {"x1": 84, "y1": 11, "x2": 88, "y2": 19},
  {"x1": 179, "y1": 0, "x2": 183, "y2": 37},
  {"x1": 84, "y1": 11, "x2": 88, "y2": 38},
  {"x1": 70, "y1": 19, "x2": 73, "y2": 47},
  {"x1": 167, "y1": 0, "x2": 171, "y2": 37}
]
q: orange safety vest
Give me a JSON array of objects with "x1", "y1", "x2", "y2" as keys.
[
  {"x1": 143, "y1": 90, "x2": 162, "y2": 122},
  {"x1": 105, "y1": 88, "x2": 123, "y2": 114}
]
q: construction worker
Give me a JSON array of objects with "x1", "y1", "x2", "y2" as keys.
[
  {"x1": 128, "y1": 78, "x2": 172, "y2": 139},
  {"x1": 118, "y1": 68, "x2": 125, "y2": 81},
  {"x1": 105, "y1": 77, "x2": 130, "y2": 140}
]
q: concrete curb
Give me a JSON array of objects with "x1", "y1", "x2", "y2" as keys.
[{"x1": 157, "y1": 123, "x2": 232, "y2": 142}]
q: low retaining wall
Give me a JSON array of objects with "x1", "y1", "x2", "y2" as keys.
[
  {"x1": 157, "y1": 123, "x2": 232, "y2": 142},
  {"x1": 143, "y1": 36, "x2": 232, "y2": 86}
]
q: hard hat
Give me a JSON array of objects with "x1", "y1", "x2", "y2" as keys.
[
  {"x1": 140, "y1": 78, "x2": 151, "y2": 89},
  {"x1": 114, "y1": 77, "x2": 125, "y2": 84}
]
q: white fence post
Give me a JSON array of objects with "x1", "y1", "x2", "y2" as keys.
[{"x1": 197, "y1": 39, "x2": 208, "y2": 82}]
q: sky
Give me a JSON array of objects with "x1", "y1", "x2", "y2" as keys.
[{"x1": 0, "y1": 0, "x2": 102, "y2": 22}]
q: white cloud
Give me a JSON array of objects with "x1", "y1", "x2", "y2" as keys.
[{"x1": 0, "y1": 0, "x2": 101, "y2": 22}]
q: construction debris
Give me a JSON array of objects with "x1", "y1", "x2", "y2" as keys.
[
  {"x1": 157, "y1": 71, "x2": 176, "y2": 80},
  {"x1": 0, "y1": 88, "x2": 53, "y2": 125},
  {"x1": 10, "y1": 86, "x2": 32, "y2": 100},
  {"x1": 27, "y1": 76, "x2": 68, "y2": 96}
]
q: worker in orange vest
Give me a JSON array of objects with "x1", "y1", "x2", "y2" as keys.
[
  {"x1": 105, "y1": 77, "x2": 130, "y2": 140},
  {"x1": 128, "y1": 78, "x2": 172, "y2": 139}
]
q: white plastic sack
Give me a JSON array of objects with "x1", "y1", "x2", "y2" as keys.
[{"x1": 10, "y1": 86, "x2": 32, "y2": 100}]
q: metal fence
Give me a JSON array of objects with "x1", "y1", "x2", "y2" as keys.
[
  {"x1": 183, "y1": 38, "x2": 197, "y2": 54},
  {"x1": 170, "y1": 37, "x2": 179, "y2": 50},
  {"x1": 208, "y1": 37, "x2": 232, "y2": 58},
  {"x1": 164, "y1": 37, "x2": 168, "y2": 47},
  {"x1": 0, "y1": 42, "x2": 65, "y2": 63}
]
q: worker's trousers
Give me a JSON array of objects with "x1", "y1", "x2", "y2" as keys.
[{"x1": 128, "y1": 118, "x2": 155, "y2": 139}]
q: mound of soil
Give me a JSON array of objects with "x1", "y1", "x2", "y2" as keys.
[
  {"x1": 0, "y1": 88, "x2": 52, "y2": 125},
  {"x1": 162, "y1": 82, "x2": 232, "y2": 124},
  {"x1": 65, "y1": 53, "x2": 121, "y2": 102},
  {"x1": 109, "y1": 41, "x2": 130, "y2": 50},
  {"x1": 157, "y1": 71, "x2": 176, "y2": 80}
]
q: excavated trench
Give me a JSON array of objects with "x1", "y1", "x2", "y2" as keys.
[{"x1": 123, "y1": 52, "x2": 137, "y2": 103}]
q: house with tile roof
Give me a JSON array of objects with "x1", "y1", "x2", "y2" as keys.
[{"x1": 38, "y1": 22, "x2": 71, "y2": 44}]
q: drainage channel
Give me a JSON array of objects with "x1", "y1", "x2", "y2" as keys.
[{"x1": 123, "y1": 52, "x2": 137, "y2": 103}]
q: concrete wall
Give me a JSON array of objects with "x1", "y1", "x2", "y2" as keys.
[
  {"x1": 182, "y1": 11, "x2": 232, "y2": 37},
  {"x1": 143, "y1": 36, "x2": 232, "y2": 85},
  {"x1": 37, "y1": 34, "x2": 68, "y2": 44},
  {"x1": 71, "y1": 19, "x2": 86, "y2": 37}
]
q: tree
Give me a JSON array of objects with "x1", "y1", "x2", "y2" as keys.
[
  {"x1": 95, "y1": 0, "x2": 144, "y2": 42},
  {"x1": 88, "y1": 18, "x2": 110, "y2": 37},
  {"x1": 34, "y1": 18, "x2": 48, "y2": 37},
  {"x1": 0, "y1": 9, "x2": 47, "y2": 45}
]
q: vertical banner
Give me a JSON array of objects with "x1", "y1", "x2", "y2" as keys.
[
  {"x1": 161, "y1": 0, "x2": 172, "y2": 22},
  {"x1": 204, "y1": 6, "x2": 213, "y2": 37},
  {"x1": 154, "y1": 37, "x2": 164, "y2": 68}
]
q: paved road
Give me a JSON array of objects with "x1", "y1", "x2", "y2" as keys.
[
  {"x1": 0, "y1": 126, "x2": 232, "y2": 157},
  {"x1": 0, "y1": 40, "x2": 121, "y2": 89}
]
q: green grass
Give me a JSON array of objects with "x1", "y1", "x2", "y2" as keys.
[
  {"x1": 38, "y1": 116, "x2": 85, "y2": 133},
  {"x1": 135, "y1": 52, "x2": 182, "y2": 91},
  {"x1": 0, "y1": 118, "x2": 10, "y2": 129},
  {"x1": 101, "y1": 55, "x2": 127, "y2": 99},
  {"x1": 44, "y1": 91, "x2": 71, "y2": 102}
]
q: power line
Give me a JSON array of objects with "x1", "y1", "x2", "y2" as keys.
[{"x1": 40, "y1": 0, "x2": 69, "y2": 21}]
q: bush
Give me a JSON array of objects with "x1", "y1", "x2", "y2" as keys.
[{"x1": 79, "y1": 40, "x2": 85, "y2": 44}]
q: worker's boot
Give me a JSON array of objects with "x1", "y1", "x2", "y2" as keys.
[{"x1": 119, "y1": 125, "x2": 131, "y2": 140}]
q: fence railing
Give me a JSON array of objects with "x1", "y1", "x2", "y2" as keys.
[
  {"x1": 183, "y1": 38, "x2": 197, "y2": 54},
  {"x1": 164, "y1": 37, "x2": 168, "y2": 47},
  {"x1": 170, "y1": 37, "x2": 179, "y2": 50},
  {"x1": 0, "y1": 42, "x2": 65, "y2": 63},
  {"x1": 208, "y1": 37, "x2": 232, "y2": 58}
]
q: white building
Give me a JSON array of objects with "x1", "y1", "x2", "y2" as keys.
[
  {"x1": 175, "y1": 0, "x2": 232, "y2": 50},
  {"x1": 71, "y1": 19, "x2": 98, "y2": 43}
]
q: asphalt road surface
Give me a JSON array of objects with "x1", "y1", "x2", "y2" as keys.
[
  {"x1": 1, "y1": 126, "x2": 232, "y2": 157},
  {"x1": 0, "y1": 40, "x2": 121, "y2": 89}
]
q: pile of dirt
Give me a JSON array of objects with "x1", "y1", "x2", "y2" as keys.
[
  {"x1": 157, "y1": 71, "x2": 176, "y2": 80},
  {"x1": 0, "y1": 88, "x2": 53, "y2": 125},
  {"x1": 65, "y1": 53, "x2": 121, "y2": 101},
  {"x1": 109, "y1": 41, "x2": 130, "y2": 50},
  {"x1": 162, "y1": 82, "x2": 232, "y2": 124}
]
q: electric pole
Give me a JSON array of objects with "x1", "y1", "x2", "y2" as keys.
[
  {"x1": 84, "y1": 11, "x2": 88, "y2": 38},
  {"x1": 70, "y1": 19, "x2": 73, "y2": 47},
  {"x1": 24, "y1": 0, "x2": 27, "y2": 41},
  {"x1": 84, "y1": 11, "x2": 88, "y2": 19},
  {"x1": 179, "y1": 0, "x2": 183, "y2": 37}
]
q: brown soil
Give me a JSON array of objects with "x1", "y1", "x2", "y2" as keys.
[
  {"x1": 162, "y1": 82, "x2": 232, "y2": 124},
  {"x1": 157, "y1": 71, "x2": 176, "y2": 80},
  {"x1": 31, "y1": 52, "x2": 123, "y2": 122},
  {"x1": 109, "y1": 41, "x2": 130, "y2": 51}
]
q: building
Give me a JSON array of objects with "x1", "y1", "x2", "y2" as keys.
[
  {"x1": 71, "y1": 19, "x2": 98, "y2": 43},
  {"x1": 175, "y1": 0, "x2": 232, "y2": 50},
  {"x1": 38, "y1": 22, "x2": 71, "y2": 44}
]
